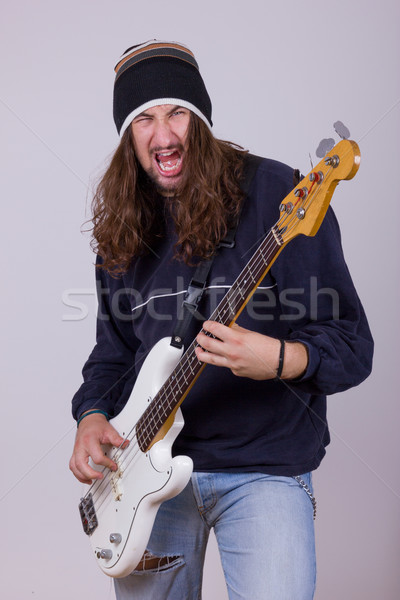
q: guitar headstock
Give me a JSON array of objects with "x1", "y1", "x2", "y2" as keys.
[{"x1": 278, "y1": 139, "x2": 360, "y2": 245}]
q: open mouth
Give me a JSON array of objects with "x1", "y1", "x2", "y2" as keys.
[{"x1": 155, "y1": 150, "x2": 182, "y2": 175}]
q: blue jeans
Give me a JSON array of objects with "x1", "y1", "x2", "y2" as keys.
[{"x1": 114, "y1": 471, "x2": 316, "y2": 600}]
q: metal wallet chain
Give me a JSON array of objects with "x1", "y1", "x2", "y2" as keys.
[{"x1": 293, "y1": 475, "x2": 317, "y2": 520}]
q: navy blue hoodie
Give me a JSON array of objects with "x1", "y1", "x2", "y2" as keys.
[{"x1": 72, "y1": 157, "x2": 373, "y2": 476}]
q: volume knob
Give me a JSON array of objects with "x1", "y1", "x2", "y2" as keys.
[{"x1": 97, "y1": 548, "x2": 113, "y2": 560}]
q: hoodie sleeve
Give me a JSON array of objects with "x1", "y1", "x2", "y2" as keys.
[
  {"x1": 71, "y1": 257, "x2": 140, "y2": 421},
  {"x1": 271, "y1": 205, "x2": 374, "y2": 395}
]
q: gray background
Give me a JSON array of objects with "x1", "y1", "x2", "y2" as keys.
[{"x1": 1, "y1": 0, "x2": 398, "y2": 598}]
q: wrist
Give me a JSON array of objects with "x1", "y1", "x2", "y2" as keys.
[
  {"x1": 76, "y1": 409, "x2": 110, "y2": 428},
  {"x1": 278, "y1": 341, "x2": 309, "y2": 380}
]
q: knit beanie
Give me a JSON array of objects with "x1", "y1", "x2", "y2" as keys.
[{"x1": 113, "y1": 40, "x2": 213, "y2": 137}]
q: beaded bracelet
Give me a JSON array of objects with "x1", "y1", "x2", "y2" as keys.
[
  {"x1": 77, "y1": 409, "x2": 109, "y2": 428},
  {"x1": 275, "y1": 339, "x2": 285, "y2": 380}
]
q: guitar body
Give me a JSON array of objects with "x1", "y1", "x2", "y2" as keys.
[{"x1": 84, "y1": 337, "x2": 193, "y2": 578}]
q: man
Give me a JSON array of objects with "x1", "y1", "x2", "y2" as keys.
[{"x1": 70, "y1": 40, "x2": 373, "y2": 599}]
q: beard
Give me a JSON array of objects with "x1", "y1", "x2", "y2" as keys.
[{"x1": 144, "y1": 166, "x2": 181, "y2": 196}]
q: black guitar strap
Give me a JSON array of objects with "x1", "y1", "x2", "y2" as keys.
[{"x1": 170, "y1": 153, "x2": 263, "y2": 349}]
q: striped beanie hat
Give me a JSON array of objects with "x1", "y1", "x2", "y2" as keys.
[{"x1": 113, "y1": 40, "x2": 213, "y2": 137}]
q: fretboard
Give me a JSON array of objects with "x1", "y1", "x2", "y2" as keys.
[{"x1": 136, "y1": 225, "x2": 283, "y2": 451}]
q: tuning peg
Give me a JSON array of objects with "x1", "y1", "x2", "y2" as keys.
[
  {"x1": 316, "y1": 138, "x2": 335, "y2": 158},
  {"x1": 333, "y1": 120, "x2": 351, "y2": 140}
]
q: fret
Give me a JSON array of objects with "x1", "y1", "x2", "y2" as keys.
[
  {"x1": 248, "y1": 271, "x2": 256, "y2": 284},
  {"x1": 187, "y1": 354, "x2": 196, "y2": 375},
  {"x1": 259, "y1": 244, "x2": 268, "y2": 266},
  {"x1": 173, "y1": 377, "x2": 182, "y2": 394},
  {"x1": 237, "y1": 286, "x2": 246, "y2": 300}
]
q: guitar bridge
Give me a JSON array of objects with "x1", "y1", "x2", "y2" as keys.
[{"x1": 79, "y1": 492, "x2": 98, "y2": 535}]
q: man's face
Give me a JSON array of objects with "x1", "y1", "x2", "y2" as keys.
[{"x1": 130, "y1": 104, "x2": 190, "y2": 195}]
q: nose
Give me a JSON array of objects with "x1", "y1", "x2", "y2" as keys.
[{"x1": 152, "y1": 119, "x2": 176, "y2": 149}]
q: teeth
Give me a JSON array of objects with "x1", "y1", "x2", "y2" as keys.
[
  {"x1": 158, "y1": 158, "x2": 181, "y2": 172},
  {"x1": 155, "y1": 150, "x2": 181, "y2": 172}
]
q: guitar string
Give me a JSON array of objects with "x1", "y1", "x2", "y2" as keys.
[{"x1": 84, "y1": 176, "x2": 328, "y2": 515}]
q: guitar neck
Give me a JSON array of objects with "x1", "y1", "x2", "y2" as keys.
[
  {"x1": 209, "y1": 225, "x2": 284, "y2": 326},
  {"x1": 136, "y1": 225, "x2": 284, "y2": 451}
]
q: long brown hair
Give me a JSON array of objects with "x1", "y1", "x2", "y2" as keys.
[{"x1": 91, "y1": 114, "x2": 247, "y2": 275}]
